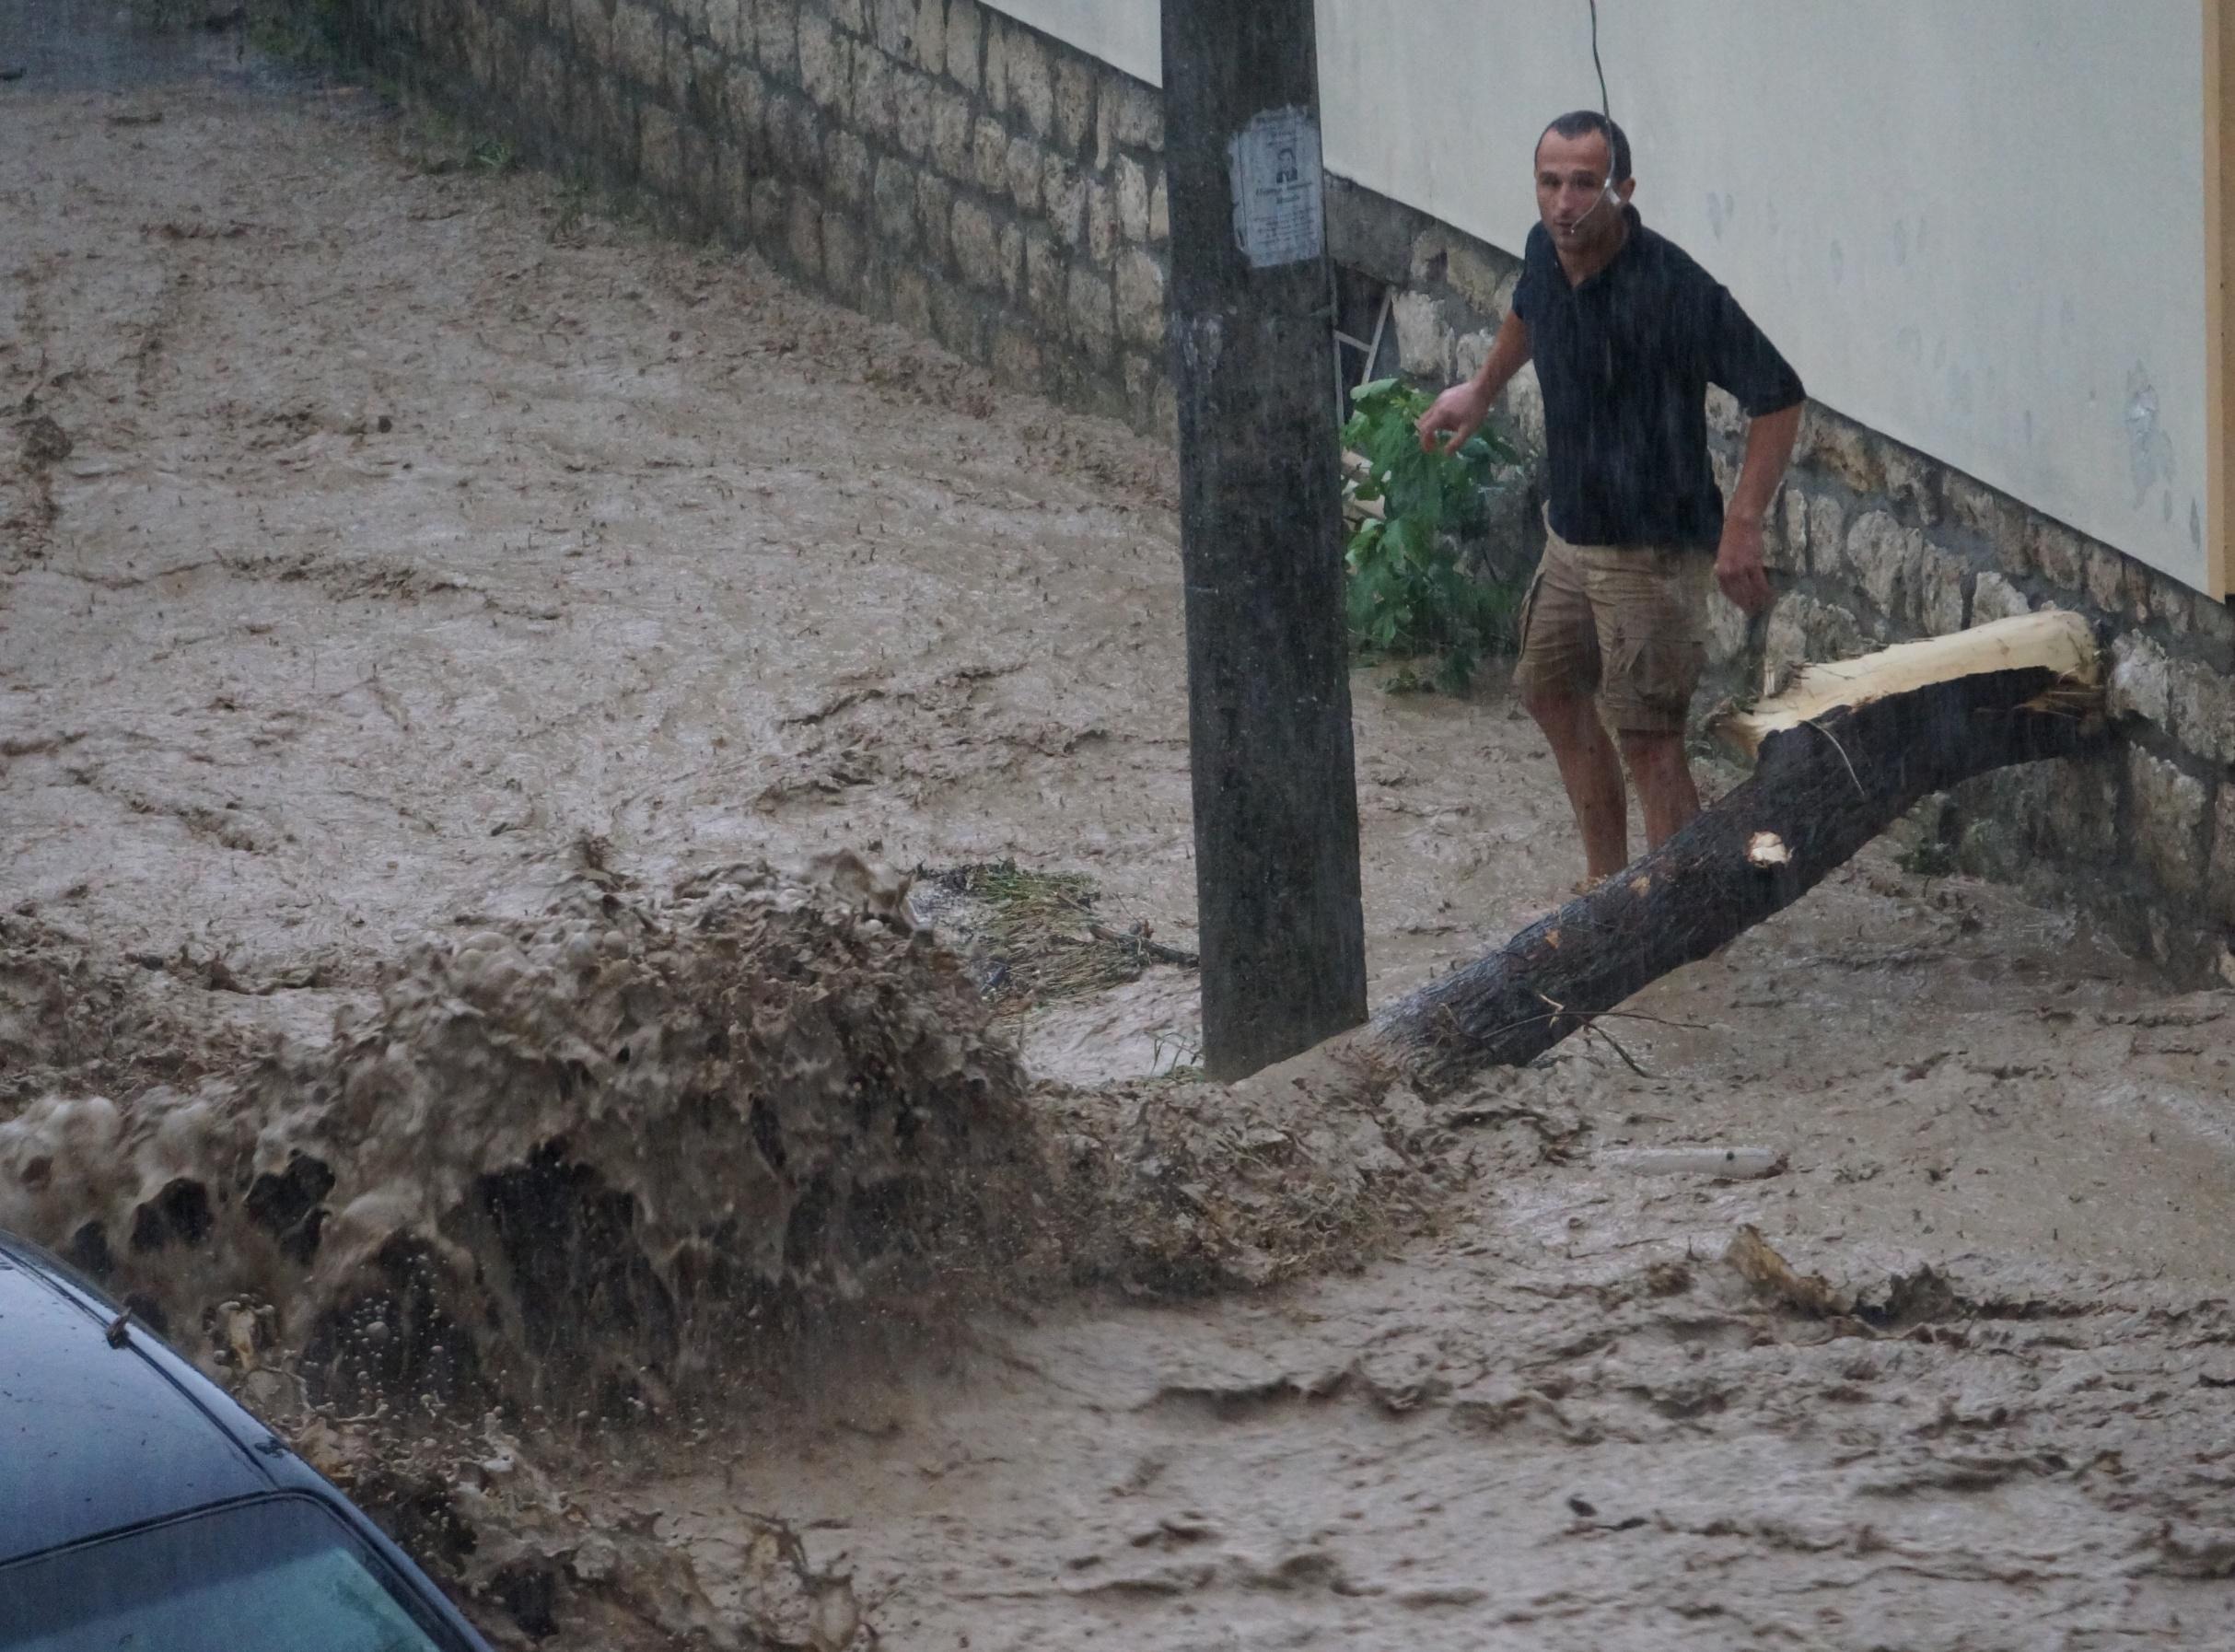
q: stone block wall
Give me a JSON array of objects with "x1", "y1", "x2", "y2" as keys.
[
  {"x1": 331, "y1": 0, "x2": 1175, "y2": 428},
  {"x1": 313, "y1": 1, "x2": 2233, "y2": 978}
]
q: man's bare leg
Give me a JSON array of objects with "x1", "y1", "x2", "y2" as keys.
[
  {"x1": 1618, "y1": 730, "x2": 1702, "y2": 851},
  {"x1": 1523, "y1": 689, "x2": 1628, "y2": 880}
]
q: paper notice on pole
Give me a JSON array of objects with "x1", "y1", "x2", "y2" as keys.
[{"x1": 1228, "y1": 105, "x2": 1324, "y2": 269}]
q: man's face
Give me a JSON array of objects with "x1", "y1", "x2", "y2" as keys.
[{"x1": 1535, "y1": 128, "x2": 1630, "y2": 256}]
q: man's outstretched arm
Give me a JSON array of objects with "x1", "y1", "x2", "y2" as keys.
[{"x1": 1414, "y1": 310, "x2": 1531, "y2": 457}]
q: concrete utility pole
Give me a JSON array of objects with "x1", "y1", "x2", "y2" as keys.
[{"x1": 1160, "y1": 0, "x2": 1367, "y2": 1080}]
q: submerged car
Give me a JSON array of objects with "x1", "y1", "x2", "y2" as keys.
[{"x1": 0, "y1": 1227, "x2": 491, "y2": 1652}]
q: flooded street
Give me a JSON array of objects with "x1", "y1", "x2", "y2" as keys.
[{"x1": 6, "y1": 32, "x2": 2235, "y2": 1650}]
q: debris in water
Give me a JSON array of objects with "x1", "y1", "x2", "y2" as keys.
[
  {"x1": 1725, "y1": 1225, "x2": 1850, "y2": 1318},
  {"x1": 1045, "y1": 1051, "x2": 1444, "y2": 1295},
  {"x1": 914, "y1": 859, "x2": 1194, "y2": 1007}
]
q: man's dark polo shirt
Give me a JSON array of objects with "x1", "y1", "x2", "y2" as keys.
[{"x1": 1512, "y1": 205, "x2": 1804, "y2": 551}]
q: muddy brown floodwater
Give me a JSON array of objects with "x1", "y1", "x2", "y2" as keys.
[{"x1": 6, "y1": 26, "x2": 2235, "y2": 1652}]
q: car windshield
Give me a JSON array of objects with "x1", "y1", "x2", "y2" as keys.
[{"x1": 1, "y1": 1494, "x2": 467, "y2": 1652}]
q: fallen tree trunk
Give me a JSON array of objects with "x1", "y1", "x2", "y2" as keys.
[{"x1": 1355, "y1": 611, "x2": 2102, "y2": 1094}]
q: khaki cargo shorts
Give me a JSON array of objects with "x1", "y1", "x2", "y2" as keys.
[{"x1": 1511, "y1": 521, "x2": 1709, "y2": 736}]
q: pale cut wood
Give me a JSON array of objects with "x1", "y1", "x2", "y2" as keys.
[{"x1": 1717, "y1": 610, "x2": 2098, "y2": 760}]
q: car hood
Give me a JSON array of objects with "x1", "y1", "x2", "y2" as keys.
[{"x1": 0, "y1": 1244, "x2": 274, "y2": 1562}]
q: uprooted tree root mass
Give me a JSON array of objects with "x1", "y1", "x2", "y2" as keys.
[
  {"x1": 0, "y1": 854, "x2": 1437, "y2": 1408},
  {"x1": 0, "y1": 853, "x2": 1445, "y2": 1641}
]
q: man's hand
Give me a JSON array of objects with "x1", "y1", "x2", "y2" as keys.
[
  {"x1": 1715, "y1": 515, "x2": 1775, "y2": 615},
  {"x1": 1415, "y1": 381, "x2": 1492, "y2": 458}
]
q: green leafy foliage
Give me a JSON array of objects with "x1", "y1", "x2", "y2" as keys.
[{"x1": 1343, "y1": 378, "x2": 1522, "y2": 694}]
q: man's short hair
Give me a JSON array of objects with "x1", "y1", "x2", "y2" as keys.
[{"x1": 1538, "y1": 110, "x2": 1632, "y2": 184}]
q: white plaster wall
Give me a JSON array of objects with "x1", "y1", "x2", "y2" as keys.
[
  {"x1": 985, "y1": 0, "x2": 2214, "y2": 591},
  {"x1": 979, "y1": 0, "x2": 1159, "y2": 85}
]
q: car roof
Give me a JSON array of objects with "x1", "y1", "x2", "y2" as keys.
[{"x1": 0, "y1": 1231, "x2": 280, "y2": 1562}]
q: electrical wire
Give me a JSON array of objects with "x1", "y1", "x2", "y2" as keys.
[{"x1": 1589, "y1": 0, "x2": 1611, "y2": 121}]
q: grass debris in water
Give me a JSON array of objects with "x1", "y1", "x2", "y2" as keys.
[{"x1": 915, "y1": 860, "x2": 1193, "y2": 1009}]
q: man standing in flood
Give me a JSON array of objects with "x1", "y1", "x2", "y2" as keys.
[{"x1": 1417, "y1": 111, "x2": 1804, "y2": 886}]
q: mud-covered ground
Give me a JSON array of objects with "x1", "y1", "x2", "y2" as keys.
[{"x1": 6, "y1": 25, "x2": 2235, "y2": 1651}]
